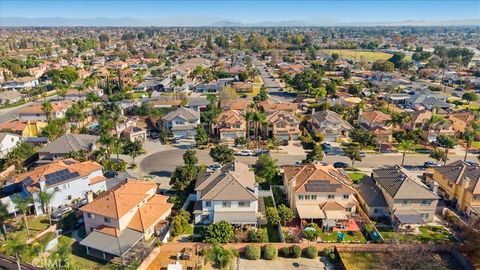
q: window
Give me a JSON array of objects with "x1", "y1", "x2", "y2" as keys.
[
  {"x1": 298, "y1": 195, "x2": 304, "y2": 200},
  {"x1": 420, "y1": 213, "x2": 429, "y2": 220},
  {"x1": 373, "y1": 208, "x2": 381, "y2": 214},
  {"x1": 54, "y1": 187, "x2": 60, "y2": 192},
  {"x1": 87, "y1": 213, "x2": 95, "y2": 219},
  {"x1": 205, "y1": 201, "x2": 211, "y2": 207},
  {"x1": 222, "y1": 201, "x2": 231, "y2": 208},
  {"x1": 311, "y1": 195, "x2": 317, "y2": 200},
  {"x1": 343, "y1": 194, "x2": 349, "y2": 199},
  {"x1": 104, "y1": 217, "x2": 111, "y2": 223},
  {"x1": 346, "y1": 208, "x2": 352, "y2": 212},
  {"x1": 67, "y1": 195, "x2": 72, "y2": 200},
  {"x1": 402, "y1": 200, "x2": 411, "y2": 205},
  {"x1": 421, "y1": 200, "x2": 431, "y2": 205},
  {"x1": 328, "y1": 194, "x2": 335, "y2": 199},
  {"x1": 238, "y1": 201, "x2": 250, "y2": 207},
  {"x1": 305, "y1": 195, "x2": 311, "y2": 200}
]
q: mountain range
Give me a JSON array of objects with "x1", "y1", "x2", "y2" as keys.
[{"x1": 0, "y1": 16, "x2": 478, "y2": 27}]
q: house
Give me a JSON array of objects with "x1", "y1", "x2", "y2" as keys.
[
  {"x1": 121, "y1": 126, "x2": 147, "y2": 142},
  {"x1": 406, "y1": 89, "x2": 452, "y2": 111},
  {"x1": 193, "y1": 161, "x2": 258, "y2": 225},
  {"x1": 186, "y1": 97, "x2": 210, "y2": 112},
  {"x1": 162, "y1": 107, "x2": 200, "y2": 139},
  {"x1": 426, "y1": 160, "x2": 480, "y2": 217},
  {"x1": 358, "y1": 110, "x2": 391, "y2": 129},
  {"x1": 1, "y1": 159, "x2": 106, "y2": 215},
  {"x1": 213, "y1": 110, "x2": 247, "y2": 143},
  {"x1": 37, "y1": 134, "x2": 98, "y2": 163},
  {"x1": 448, "y1": 112, "x2": 476, "y2": 134},
  {"x1": 311, "y1": 110, "x2": 353, "y2": 142},
  {"x1": 64, "y1": 88, "x2": 103, "y2": 101},
  {"x1": 403, "y1": 110, "x2": 432, "y2": 130},
  {"x1": 0, "y1": 120, "x2": 47, "y2": 138},
  {"x1": 0, "y1": 90, "x2": 23, "y2": 105},
  {"x1": 356, "y1": 177, "x2": 389, "y2": 219},
  {"x1": 0, "y1": 133, "x2": 22, "y2": 158},
  {"x1": 259, "y1": 101, "x2": 298, "y2": 113},
  {"x1": 80, "y1": 180, "x2": 173, "y2": 260},
  {"x1": 427, "y1": 119, "x2": 455, "y2": 142},
  {"x1": 17, "y1": 100, "x2": 72, "y2": 122},
  {"x1": 2, "y1": 77, "x2": 39, "y2": 90},
  {"x1": 361, "y1": 166, "x2": 439, "y2": 229},
  {"x1": 283, "y1": 164, "x2": 356, "y2": 230},
  {"x1": 115, "y1": 117, "x2": 138, "y2": 136},
  {"x1": 265, "y1": 110, "x2": 300, "y2": 142},
  {"x1": 133, "y1": 80, "x2": 164, "y2": 92}
]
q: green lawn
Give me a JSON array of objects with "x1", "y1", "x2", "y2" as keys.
[
  {"x1": 133, "y1": 92, "x2": 148, "y2": 99},
  {"x1": 318, "y1": 231, "x2": 367, "y2": 243},
  {"x1": 9, "y1": 216, "x2": 51, "y2": 242},
  {"x1": 55, "y1": 235, "x2": 108, "y2": 270},
  {"x1": 346, "y1": 172, "x2": 367, "y2": 184},
  {"x1": 378, "y1": 226, "x2": 453, "y2": 244},
  {"x1": 319, "y1": 49, "x2": 393, "y2": 61},
  {"x1": 340, "y1": 252, "x2": 389, "y2": 270},
  {"x1": 264, "y1": 196, "x2": 275, "y2": 208},
  {"x1": 472, "y1": 141, "x2": 480, "y2": 149}
]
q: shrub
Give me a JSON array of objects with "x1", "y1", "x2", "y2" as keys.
[
  {"x1": 263, "y1": 244, "x2": 277, "y2": 260},
  {"x1": 247, "y1": 228, "x2": 269, "y2": 243},
  {"x1": 328, "y1": 252, "x2": 336, "y2": 262},
  {"x1": 291, "y1": 245, "x2": 302, "y2": 258},
  {"x1": 244, "y1": 245, "x2": 261, "y2": 260},
  {"x1": 279, "y1": 247, "x2": 290, "y2": 258},
  {"x1": 303, "y1": 246, "x2": 318, "y2": 259}
]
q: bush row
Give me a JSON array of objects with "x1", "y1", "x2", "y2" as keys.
[{"x1": 244, "y1": 245, "x2": 318, "y2": 260}]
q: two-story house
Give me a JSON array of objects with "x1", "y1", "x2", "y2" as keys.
[
  {"x1": 37, "y1": 134, "x2": 98, "y2": 163},
  {"x1": 358, "y1": 110, "x2": 391, "y2": 129},
  {"x1": 358, "y1": 166, "x2": 439, "y2": 230},
  {"x1": 283, "y1": 164, "x2": 356, "y2": 229},
  {"x1": 265, "y1": 110, "x2": 300, "y2": 142},
  {"x1": 426, "y1": 160, "x2": 480, "y2": 217},
  {"x1": 0, "y1": 133, "x2": 22, "y2": 158},
  {"x1": 80, "y1": 180, "x2": 173, "y2": 260},
  {"x1": 17, "y1": 100, "x2": 72, "y2": 122},
  {"x1": 0, "y1": 159, "x2": 106, "y2": 215},
  {"x1": 193, "y1": 161, "x2": 258, "y2": 226},
  {"x1": 162, "y1": 107, "x2": 200, "y2": 139},
  {"x1": 213, "y1": 110, "x2": 247, "y2": 143},
  {"x1": 311, "y1": 110, "x2": 353, "y2": 142}
]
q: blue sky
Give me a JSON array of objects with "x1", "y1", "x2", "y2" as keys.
[{"x1": 1, "y1": 0, "x2": 479, "y2": 22}]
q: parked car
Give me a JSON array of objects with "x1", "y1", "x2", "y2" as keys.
[
  {"x1": 150, "y1": 132, "x2": 159, "y2": 139},
  {"x1": 237, "y1": 150, "x2": 254, "y2": 156},
  {"x1": 333, "y1": 162, "x2": 349, "y2": 168},
  {"x1": 104, "y1": 171, "x2": 118, "y2": 178},
  {"x1": 423, "y1": 161, "x2": 437, "y2": 168},
  {"x1": 254, "y1": 149, "x2": 270, "y2": 156},
  {"x1": 51, "y1": 206, "x2": 73, "y2": 220},
  {"x1": 359, "y1": 151, "x2": 367, "y2": 158},
  {"x1": 206, "y1": 164, "x2": 222, "y2": 172}
]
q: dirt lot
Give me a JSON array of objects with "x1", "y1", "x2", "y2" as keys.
[{"x1": 239, "y1": 257, "x2": 325, "y2": 270}]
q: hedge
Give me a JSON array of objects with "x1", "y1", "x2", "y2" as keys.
[
  {"x1": 244, "y1": 245, "x2": 261, "y2": 260},
  {"x1": 291, "y1": 245, "x2": 302, "y2": 258},
  {"x1": 279, "y1": 247, "x2": 290, "y2": 258},
  {"x1": 303, "y1": 246, "x2": 318, "y2": 259},
  {"x1": 263, "y1": 244, "x2": 277, "y2": 260}
]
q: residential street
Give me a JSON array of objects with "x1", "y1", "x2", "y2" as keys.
[{"x1": 252, "y1": 57, "x2": 297, "y2": 103}]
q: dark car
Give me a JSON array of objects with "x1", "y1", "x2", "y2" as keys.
[
  {"x1": 423, "y1": 161, "x2": 437, "y2": 168},
  {"x1": 333, "y1": 162, "x2": 349, "y2": 168},
  {"x1": 104, "y1": 171, "x2": 118, "y2": 178}
]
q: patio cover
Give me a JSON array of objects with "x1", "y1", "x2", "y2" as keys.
[
  {"x1": 324, "y1": 210, "x2": 348, "y2": 220},
  {"x1": 79, "y1": 228, "x2": 144, "y2": 256},
  {"x1": 213, "y1": 211, "x2": 257, "y2": 224},
  {"x1": 296, "y1": 205, "x2": 325, "y2": 219},
  {"x1": 394, "y1": 209, "x2": 426, "y2": 225}
]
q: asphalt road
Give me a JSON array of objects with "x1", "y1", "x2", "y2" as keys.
[
  {"x1": 0, "y1": 95, "x2": 58, "y2": 123},
  {"x1": 252, "y1": 58, "x2": 297, "y2": 103},
  {"x1": 140, "y1": 147, "x2": 477, "y2": 177}
]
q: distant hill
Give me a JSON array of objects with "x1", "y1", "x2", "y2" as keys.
[{"x1": 1, "y1": 16, "x2": 478, "y2": 27}]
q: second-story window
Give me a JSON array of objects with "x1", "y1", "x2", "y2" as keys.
[
  {"x1": 238, "y1": 201, "x2": 250, "y2": 207},
  {"x1": 104, "y1": 217, "x2": 111, "y2": 223},
  {"x1": 87, "y1": 213, "x2": 95, "y2": 219},
  {"x1": 402, "y1": 200, "x2": 411, "y2": 205},
  {"x1": 311, "y1": 195, "x2": 317, "y2": 200},
  {"x1": 205, "y1": 201, "x2": 211, "y2": 207},
  {"x1": 222, "y1": 201, "x2": 231, "y2": 208},
  {"x1": 328, "y1": 194, "x2": 335, "y2": 199},
  {"x1": 298, "y1": 195, "x2": 304, "y2": 200},
  {"x1": 343, "y1": 194, "x2": 349, "y2": 199},
  {"x1": 421, "y1": 200, "x2": 431, "y2": 205}
]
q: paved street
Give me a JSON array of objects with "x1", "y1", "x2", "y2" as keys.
[
  {"x1": 0, "y1": 95, "x2": 58, "y2": 123},
  {"x1": 252, "y1": 57, "x2": 297, "y2": 103}
]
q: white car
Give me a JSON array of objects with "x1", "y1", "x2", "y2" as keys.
[
  {"x1": 237, "y1": 150, "x2": 254, "y2": 156},
  {"x1": 206, "y1": 164, "x2": 222, "y2": 172}
]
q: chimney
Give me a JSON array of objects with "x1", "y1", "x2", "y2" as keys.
[
  {"x1": 430, "y1": 181, "x2": 438, "y2": 194},
  {"x1": 86, "y1": 191, "x2": 94, "y2": 203}
]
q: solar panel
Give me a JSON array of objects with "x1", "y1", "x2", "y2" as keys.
[
  {"x1": 22, "y1": 176, "x2": 34, "y2": 187},
  {"x1": 45, "y1": 169, "x2": 80, "y2": 186},
  {"x1": 304, "y1": 180, "x2": 342, "y2": 193}
]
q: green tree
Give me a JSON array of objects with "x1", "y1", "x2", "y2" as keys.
[
  {"x1": 41, "y1": 119, "x2": 67, "y2": 141},
  {"x1": 183, "y1": 150, "x2": 198, "y2": 166},
  {"x1": 170, "y1": 165, "x2": 198, "y2": 192},
  {"x1": 344, "y1": 145, "x2": 362, "y2": 166},
  {"x1": 303, "y1": 143, "x2": 324, "y2": 164},
  {"x1": 247, "y1": 228, "x2": 269, "y2": 243},
  {"x1": 436, "y1": 135, "x2": 457, "y2": 165},
  {"x1": 398, "y1": 140, "x2": 416, "y2": 166},
  {"x1": 41, "y1": 101, "x2": 53, "y2": 121},
  {"x1": 429, "y1": 148, "x2": 448, "y2": 165},
  {"x1": 257, "y1": 85, "x2": 268, "y2": 101},
  {"x1": 204, "y1": 244, "x2": 236, "y2": 270},
  {"x1": 0, "y1": 203, "x2": 9, "y2": 240},
  {"x1": 277, "y1": 204, "x2": 294, "y2": 226},
  {"x1": 372, "y1": 61, "x2": 395, "y2": 72},
  {"x1": 2, "y1": 237, "x2": 35, "y2": 263},
  {"x1": 123, "y1": 139, "x2": 143, "y2": 165},
  {"x1": 37, "y1": 191, "x2": 56, "y2": 225},
  {"x1": 462, "y1": 92, "x2": 478, "y2": 104},
  {"x1": 350, "y1": 129, "x2": 375, "y2": 147},
  {"x1": 12, "y1": 195, "x2": 33, "y2": 238},
  {"x1": 326, "y1": 80, "x2": 337, "y2": 97},
  {"x1": 203, "y1": 220, "x2": 235, "y2": 244},
  {"x1": 302, "y1": 223, "x2": 320, "y2": 242},
  {"x1": 464, "y1": 124, "x2": 480, "y2": 161},
  {"x1": 209, "y1": 145, "x2": 234, "y2": 165},
  {"x1": 265, "y1": 207, "x2": 280, "y2": 226},
  {"x1": 254, "y1": 154, "x2": 279, "y2": 184},
  {"x1": 170, "y1": 209, "x2": 191, "y2": 237},
  {"x1": 195, "y1": 125, "x2": 208, "y2": 147}
]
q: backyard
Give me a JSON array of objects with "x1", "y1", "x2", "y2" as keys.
[
  {"x1": 262, "y1": 196, "x2": 282, "y2": 242},
  {"x1": 54, "y1": 235, "x2": 108, "y2": 270},
  {"x1": 8, "y1": 215, "x2": 51, "y2": 242},
  {"x1": 346, "y1": 172, "x2": 367, "y2": 184},
  {"x1": 318, "y1": 230, "x2": 367, "y2": 243},
  {"x1": 378, "y1": 225, "x2": 454, "y2": 244},
  {"x1": 340, "y1": 252, "x2": 390, "y2": 270}
]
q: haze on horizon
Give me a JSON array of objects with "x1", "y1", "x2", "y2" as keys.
[{"x1": 1, "y1": 0, "x2": 479, "y2": 26}]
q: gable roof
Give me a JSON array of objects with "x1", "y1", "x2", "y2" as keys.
[
  {"x1": 162, "y1": 107, "x2": 200, "y2": 122},
  {"x1": 373, "y1": 166, "x2": 438, "y2": 200},
  {"x1": 360, "y1": 110, "x2": 391, "y2": 124},
  {"x1": 312, "y1": 110, "x2": 353, "y2": 131},
  {"x1": 283, "y1": 164, "x2": 354, "y2": 194},
  {"x1": 433, "y1": 160, "x2": 480, "y2": 195},
  {"x1": 195, "y1": 161, "x2": 257, "y2": 201},
  {"x1": 39, "y1": 134, "x2": 98, "y2": 154}
]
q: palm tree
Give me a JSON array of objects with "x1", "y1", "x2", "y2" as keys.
[
  {"x1": 398, "y1": 140, "x2": 416, "y2": 166},
  {"x1": 41, "y1": 101, "x2": 53, "y2": 121},
  {"x1": 424, "y1": 115, "x2": 444, "y2": 147},
  {"x1": 463, "y1": 123, "x2": 479, "y2": 161},
  {"x1": 12, "y1": 195, "x2": 33, "y2": 239},
  {"x1": 253, "y1": 110, "x2": 267, "y2": 145},
  {"x1": 0, "y1": 203, "x2": 10, "y2": 240},
  {"x1": 37, "y1": 191, "x2": 56, "y2": 226},
  {"x1": 245, "y1": 110, "x2": 255, "y2": 143},
  {"x1": 3, "y1": 237, "x2": 33, "y2": 264}
]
